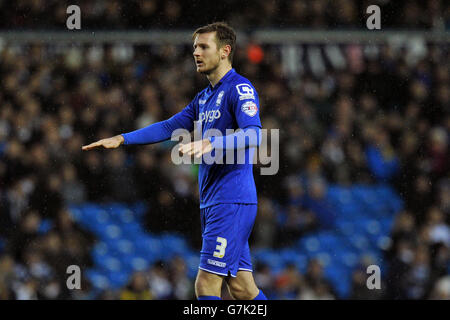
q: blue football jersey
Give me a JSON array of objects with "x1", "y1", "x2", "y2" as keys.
[{"x1": 176, "y1": 68, "x2": 262, "y2": 208}]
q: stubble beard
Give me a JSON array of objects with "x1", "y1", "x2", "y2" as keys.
[{"x1": 198, "y1": 55, "x2": 221, "y2": 75}]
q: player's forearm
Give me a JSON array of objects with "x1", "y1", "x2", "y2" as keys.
[
  {"x1": 121, "y1": 120, "x2": 174, "y2": 145},
  {"x1": 208, "y1": 126, "x2": 261, "y2": 150},
  {"x1": 122, "y1": 107, "x2": 195, "y2": 145}
]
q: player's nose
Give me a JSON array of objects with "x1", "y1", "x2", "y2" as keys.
[{"x1": 193, "y1": 47, "x2": 201, "y2": 57}]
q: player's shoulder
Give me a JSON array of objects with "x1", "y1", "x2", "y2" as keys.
[
  {"x1": 229, "y1": 71, "x2": 255, "y2": 88},
  {"x1": 228, "y1": 71, "x2": 258, "y2": 99}
]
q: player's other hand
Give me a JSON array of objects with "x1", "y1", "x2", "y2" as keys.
[
  {"x1": 178, "y1": 138, "x2": 212, "y2": 158},
  {"x1": 82, "y1": 135, "x2": 124, "y2": 151}
]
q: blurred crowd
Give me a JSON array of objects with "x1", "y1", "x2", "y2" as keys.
[
  {"x1": 0, "y1": 26, "x2": 449, "y2": 299},
  {"x1": 1, "y1": 0, "x2": 449, "y2": 30}
]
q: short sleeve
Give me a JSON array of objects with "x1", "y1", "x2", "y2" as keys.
[{"x1": 229, "y1": 81, "x2": 262, "y2": 129}]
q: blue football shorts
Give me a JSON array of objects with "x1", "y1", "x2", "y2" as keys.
[{"x1": 199, "y1": 203, "x2": 257, "y2": 277}]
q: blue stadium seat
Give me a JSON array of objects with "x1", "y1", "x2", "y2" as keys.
[
  {"x1": 253, "y1": 250, "x2": 283, "y2": 274},
  {"x1": 94, "y1": 209, "x2": 111, "y2": 225},
  {"x1": 38, "y1": 219, "x2": 52, "y2": 234},
  {"x1": 364, "y1": 219, "x2": 382, "y2": 238},
  {"x1": 135, "y1": 235, "x2": 164, "y2": 260},
  {"x1": 351, "y1": 185, "x2": 372, "y2": 202},
  {"x1": 93, "y1": 252, "x2": 124, "y2": 273},
  {"x1": 120, "y1": 222, "x2": 142, "y2": 236},
  {"x1": 81, "y1": 205, "x2": 105, "y2": 222},
  {"x1": 107, "y1": 270, "x2": 130, "y2": 289},
  {"x1": 85, "y1": 269, "x2": 110, "y2": 291},
  {"x1": 92, "y1": 241, "x2": 109, "y2": 256},
  {"x1": 346, "y1": 232, "x2": 371, "y2": 252},
  {"x1": 290, "y1": 253, "x2": 309, "y2": 273},
  {"x1": 298, "y1": 236, "x2": 321, "y2": 254},
  {"x1": 336, "y1": 202, "x2": 362, "y2": 219},
  {"x1": 279, "y1": 248, "x2": 297, "y2": 263},
  {"x1": 326, "y1": 186, "x2": 341, "y2": 203},
  {"x1": 117, "y1": 209, "x2": 137, "y2": 224},
  {"x1": 389, "y1": 197, "x2": 403, "y2": 214},
  {"x1": 122, "y1": 254, "x2": 151, "y2": 272},
  {"x1": 251, "y1": 248, "x2": 271, "y2": 260},
  {"x1": 279, "y1": 247, "x2": 309, "y2": 272},
  {"x1": 99, "y1": 223, "x2": 124, "y2": 241},
  {"x1": 315, "y1": 232, "x2": 347, "y2": 251},
  {"x1": 126, "y1": 228, "x2": 149, "y2": 242},
  {"x1": 335, "y1": 251, "x2": 359, "y2": 269},
  {"x1": 160, "y1": 233, "x2": 188, "y2": 256},
  {"x1": 336, "y1": 219, "x2": 355, "y2": 236},
  {"x1": 184, "y1": 252, "x2": 200, "y2": 279},
  {"x1": 373, "y1": 235, "x2": 392, "y2": 250},
  {"x1": 311, "y1": 252, "x2": 332, "y2": 268},
  {"x1": 103, "y1": 256, "x2": 123, "y2": 272},
  {"x1": 127, "y1": 202, "x2": 147, "y2": 221},
  {"x1": 68, "y1": 207, "x2": 83, "y2": 221},
  {"x1": 106, "y1": 239, "x2": 136, "y2": 256},
  {"x1": 379, "y1": 217, "x2": 394, "y2": 234},
  {"x1": 324, "y1": 263, "x2": 352, "y2": 298},
  {"x1": 334, "y1": 277, "x2": 351, "y2": 299},
  {"x1": 372, "y1": 185, "x2": 400, "y2": 215},
  {"x1": 335, "y1": 188, "x2": 354, "y2": 206}
]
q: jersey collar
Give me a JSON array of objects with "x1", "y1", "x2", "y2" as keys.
[{"x1": 208, "y1": 68, "x2": 235, "y2": 90}]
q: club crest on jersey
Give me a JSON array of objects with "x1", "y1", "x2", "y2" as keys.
[
  {"x1": 236, "y1": 83, "x2": 255, "y2": 100},
  {"x1": 216, "y1": 90, "x2": 224, "y2": 106},
  {"x1": 241, "y1": 101, "x2": 258, "y2": 117}
]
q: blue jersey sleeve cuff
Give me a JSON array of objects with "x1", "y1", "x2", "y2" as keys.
[{"x1": 121, "y1": 134, "x2": 128, "y2": 145}]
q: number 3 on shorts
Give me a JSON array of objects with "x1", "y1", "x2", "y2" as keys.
[{"x1": 213, "y1": 237, "x2": 227, "y2": 258}]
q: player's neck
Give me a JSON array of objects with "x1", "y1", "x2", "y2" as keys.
[{"x1": 207, "y1": 64, "x2": 232, "y2": 88}]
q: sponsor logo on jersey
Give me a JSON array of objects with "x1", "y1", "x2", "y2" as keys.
[
  {"x1": 241, "y1": 101, "x2": 258, "y2": 117},
  {"x1": 199, "y1": 109, "x2": 221, "y2": 123},
  {"x1": 199, "y1": 99, "x2": 207, "y2": 105},
  {"x1": 207, "y1": 259, "x2": 226, "y2": 268},
  {"x1": 236, "y1": 83, "x2": 255, "y2": 100}
]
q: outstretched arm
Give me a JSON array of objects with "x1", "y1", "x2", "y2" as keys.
[
  {"x1": 81, "y1": 119, "x2": 176, "y2": 151},
  {"x1": 82, "y1": 101, "x2": 196, "y2": 151},
  {"x1": 120, "y1": 118, "x2": 182, "y2": 145}
]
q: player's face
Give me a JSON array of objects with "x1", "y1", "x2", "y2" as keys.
[{"x1": 193, "y1": 32, "x2": 221, "y2": 75}]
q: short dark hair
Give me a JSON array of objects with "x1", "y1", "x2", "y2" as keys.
[{"x1": 192, "y1": 22, "x2": 236, "y2": 64}]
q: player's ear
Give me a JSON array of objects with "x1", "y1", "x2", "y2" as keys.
[{"x1": 221, "y1": 44, "x2": 231, "y2": 60}]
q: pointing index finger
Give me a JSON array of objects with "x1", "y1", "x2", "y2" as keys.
[{"x1": 82, "y1": 141, "x2": 100, "y2": 151}]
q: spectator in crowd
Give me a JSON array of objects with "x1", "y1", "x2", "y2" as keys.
[
  {"x1": 120, "y1": 271, "x2": 153, "y2": 300},
  {"x1": 147, "y1": 261, "x2": 173, "y2": 299}
]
